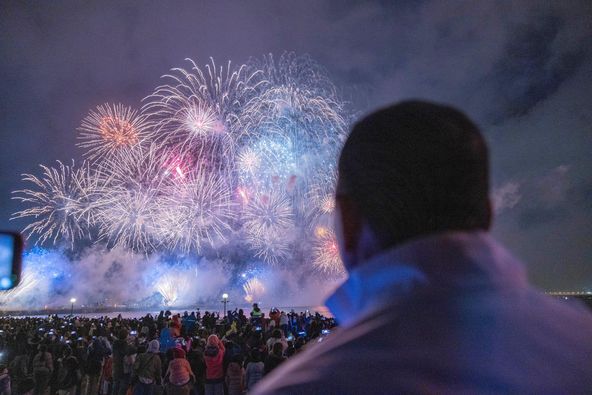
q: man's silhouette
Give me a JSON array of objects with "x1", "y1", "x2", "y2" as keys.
[{"x1": 253, "y1": 100, "x2": 592, "y2": 394}]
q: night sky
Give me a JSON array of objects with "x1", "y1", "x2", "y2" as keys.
[{"x1": 1, "y1": 1, "x2": 590, "y2": 290}]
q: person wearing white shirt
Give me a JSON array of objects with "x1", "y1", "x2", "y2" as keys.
[{"x1": 253, "y1": 100, "x2": 592, "y2": 394}]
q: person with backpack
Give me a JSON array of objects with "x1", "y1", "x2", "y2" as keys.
[
  {"x1": 203, "y1": 335, "x2": 224, "y2": 395},
  {"x1": 159, "y1": 323, "x2": 176, "y2": 353},
  {"x1": 122, "y1": 345, "x2": 137, "y2": 395},
  {"x1": 132, "y1": 340, "x2": 162, "y2": 395},
  {"x1": 164, "y1": 347, "x2": 195, "y2": 395},
  {"x1": 265, "y1": 330, "x2": 287, "y2": 354},
  {"x1": 99, "y1": 352, "x2": 113, "y2": 395}
]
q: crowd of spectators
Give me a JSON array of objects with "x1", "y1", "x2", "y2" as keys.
[{"x1": 0, "y1": 304, "x2": 336, "y2": 395}]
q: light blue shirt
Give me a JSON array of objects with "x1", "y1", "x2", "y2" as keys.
[{"x1": 254, "y1": 231, "x2": 592, "y2": 394}]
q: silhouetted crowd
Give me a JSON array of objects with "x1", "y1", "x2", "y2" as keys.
[{"x1": 0, "y1": 305, "x2": 336, "y2": 395}]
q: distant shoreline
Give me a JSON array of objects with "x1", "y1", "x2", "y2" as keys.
[{"x1": 0, "y1": 304, "x2": 333, "y2": 318}]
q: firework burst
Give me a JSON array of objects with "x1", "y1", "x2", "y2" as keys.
[
  {"x1": 243, "y1": 277, "x2": 265, "y2": 303},
  {"x1": 142, "y1": 58, "x2": 266, "y2": 172},
  {"x1": 157, "y1": 168, "x2": 236, "y2": 253},
  {"x1": 245, "y1": 53, "x2": 348, "y2": 144},
  {"x1": 312, "y1": 227, "x2": 344, "y2": 276},
  {"x1": 12, "y1": 161, "x2": 97, "y2": 248},
  {"x1": 96, "y1": 189, "x2": 162, "y2": 251},
  {"x1": 14, "y1": 53, "x2": 351, "y2": 276},
  {"x1": 243, "y1": 189, "x2": 294, "y2": 239},
  {"x1": 156, "y1": 272, "x2": 192, "y2": 306},
  {"x1": 243, "y1": 189, "x2": 294, "y2": 264},
  {"x1": 77, "y1": 103, "x2": 150, "y2": 160}
]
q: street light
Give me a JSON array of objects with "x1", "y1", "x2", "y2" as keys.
[
  {"x1": 70, "y1": 298, "x2": 76, "y2": 316},
  {"x1": 221, "y1": 293, "x2": 229, "y2": 317}
]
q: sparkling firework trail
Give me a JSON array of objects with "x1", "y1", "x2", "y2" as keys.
[
  {"x1": 303, "y1": 170, "x2": 338, "y2": 230},
  {"x1": 157, "y1": 168, "x2": 236, "y2": 253},
  {"x1": 14, "y1": 53, "x2": 350, "y2": 276},
  {"x1": 156, "y1": 272, "x2": 192, "y2": 306},
  {"x1": 12, "y1": 161, "x2": 96, "y2": 248},
  {"x1": 78, "y1": 103, "x2": 150, "y2": 160},
  {"x1": 243, "y1": 189, "x2": 293, "y2": 237},
  {"x1": 243, "y1": 277, "x2": 265, "y2": 303},
  {"x1": 96, "y1": 188, "x2": 161, "y2": 251},
  {"x1": 142, "y1": 58, "x2": 266, "y2": 173},
  {"x1": 243, "y1": 189, "x2": 294, "y2": 265},
  {"x1": 312, "y1": 227, "x2": 345, "y2": 276}
]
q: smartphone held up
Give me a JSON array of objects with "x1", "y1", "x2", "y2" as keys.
[{"x1": 0, "y1": 231, "x2": 23, "y2": 290}]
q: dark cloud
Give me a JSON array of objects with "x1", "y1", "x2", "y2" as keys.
[
  {"x1": 489, "y1": 15, "x2": 585, "y2": 121},
  {"x1": 1, "y1": 0, "x2": 591, "y2": 290}
]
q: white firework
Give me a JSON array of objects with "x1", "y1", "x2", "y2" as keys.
[
  {"x1": 237, "y1": 147, "x2": 261, "y2": 176},
  {"x1": 95, "y1": 143, "x2": 166, "y2": 192},
  {"x1": 142, "y1": 58, "x2": 266, "y2": 171},
  {"x1": 96, "y1": 188, "x2": 162, "y2": 252},
  {"x1": 304, "y1": 170, "x2": 338, "y2": 227},
  {"x1": 91, "y1": 145, "x2": 169, "y2": 251},
  {"x1": 243, "y1": 278, "x2": 265, "y2": 303},
  {"x1": 242, "y1": 189, "x2": 294, "y2": 265},
  {"x1": 312, "y1": 227, "x2": 345, "y2": 276},
  {"x1": 78, "y1": 103, "x2": 150, "y2": 160},
  {"x1": 156, "y1": 272, "x2": 192, "y2": 306},
  {"x1": 243, "y1": 189, "x2": 294, "y2": 239},
  {"x1": 248, "y1": 232, "x2": 292, "y2": 265},
  {"x1": 13, "y1": 53, "x2": 353, "y2": 271},
  {"x1": 11, "y1": 161, "x2": 97, "y2": 248},
  {"x1": 184, "y1": 103, "x2": 219, "y2": 138},
  {"x1": 244, "y1": 53, "x2": 349, "y2": 145},
  {"x1": 157, "y1": 168, "x2": 236, "y2": 253}
]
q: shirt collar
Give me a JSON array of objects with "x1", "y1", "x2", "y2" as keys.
[{"x1": 325, "y1": 231, "x2": 527, "y2": 328}]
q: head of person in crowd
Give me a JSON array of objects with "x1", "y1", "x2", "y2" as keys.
[
  {"x1": 191, "y1": 338, "x2": 204, "y2": 353},
  {"x1": 117, "y1": 328, "x2": 128, "y2": 341},
  {"x1": 250, "y1": 349, "x2": 262, "y2": 363},
  {"x1": 335, "y1": 100, "x2": 490, "y2": 271},
  {"x1": 271, "y1": 342, "x2": 284, "y2": 357},
  {"x1": 37, "y1": 344, "x2": 47, "y2": 354},
  {"x1": 147, "y1": 339, "x2": 160, "y2": 353},
  {"x1": 206, "y1": 334, "x2": 219, "y2": 346},
  {"x1": 172, "y1": 347, "x2": 186, "y2": 359}
]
